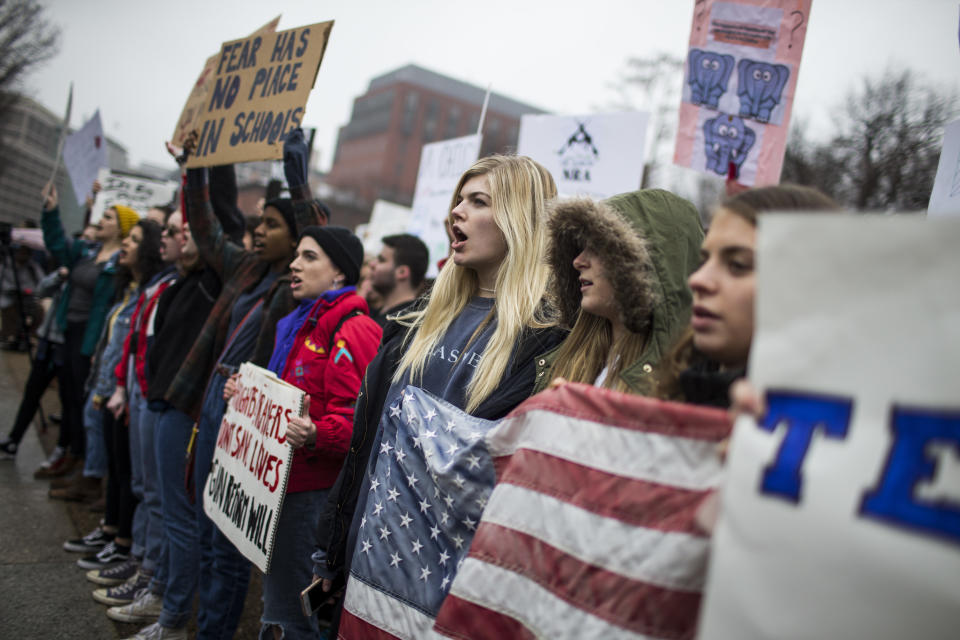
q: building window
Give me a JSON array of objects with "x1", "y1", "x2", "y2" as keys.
[
  {"x1": 401, "y1": 91, "x2": 419, "y2": 136},
  {"x1": 423, "y1": 99, "x2": 439, "y2": 142},
  {"x1": 445, "y1": 106, "x2": 461, "y2": 139},
  {"x1": 341, "y1": 88, "x2": 395, "y2": 142}
]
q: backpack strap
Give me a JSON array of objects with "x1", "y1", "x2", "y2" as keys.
[{"x1": 327, "y1": 309, "x2": 363, "y2": 353}]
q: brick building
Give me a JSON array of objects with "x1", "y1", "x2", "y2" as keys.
[{"x1": 325, "y1": 64, "x2": 547, "y2": 208}]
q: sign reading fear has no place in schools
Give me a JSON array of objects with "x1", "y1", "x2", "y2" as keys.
[{"x1": 185, "y1": 20, "x2": 334, "y2": 168}]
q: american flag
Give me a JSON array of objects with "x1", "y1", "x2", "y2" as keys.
[
  {"x1": 340, "y1": 385, "x2": 498, "y2": 639},
  {"x1": 434, "y1": 383, "x2": 731, "y2": 640}
]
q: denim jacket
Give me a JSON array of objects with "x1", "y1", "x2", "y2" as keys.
[{"x1": 88, "y1": 287, "x2": 139, "y2": 400}]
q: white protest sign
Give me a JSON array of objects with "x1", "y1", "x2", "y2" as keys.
[
  {"x1": 90, "y1": 168, "x2": 179, "y2": 224},
  {"x1": 63, "y1": 111, "x2": 109, "y2": 206},
  {"x1": 406, "y1": 134, "x2": 481, "y2": 276},
  {"x1": 203, "y1": 362, "x2": 302, "y2": 573},
  {"x1": 928, "y1": 118, "x2": 960, "y2": 217},
  {"x1": 698, "y1": 214, "x2": 960, "y2": 640},
  {"x1": 360, "y1": 199, "x2": 412, "y2": 255},
  {"x1": 516, "y1": 112, "x2": 649, "y2": 199}
]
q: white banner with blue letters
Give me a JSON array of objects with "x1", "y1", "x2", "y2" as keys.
[{"x1": 698, "y1": 214, "x2": 960, "y2": 640}]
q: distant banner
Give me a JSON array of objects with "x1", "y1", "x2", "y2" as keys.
[
  {"x1": 185, "y1": 20, "x2": 334, "y2": 168},
  {"x1": 90, "y1": 168, "x2": 178, "y2": 224},
  {"x1": 517, "y1": 112, "x2": 649, "y2": 199},
  {"x1": 927, "y1": 118, "x2": 960, "y2": 217},
  {"x1": 359, "y1": 199, "x2": 412, "y2": 256},
  {"x1": 673, "y1": 0, "x2": 812, "y2": 186},
  {"x1": 203, "y1": 362, "x2": 302, "y2": 574},
  {"x1": 171, "y1": 16, "x2": 280, "y2": 148},
  {"x1": 406, "y1": 134, "x2": 481, "y2": 276},
  {"x1": 698, "y1": 215, "x2": 960, "y2": 639},
  {"x1": 63, "y1": 110, "x2": 108, "y2": 206}
]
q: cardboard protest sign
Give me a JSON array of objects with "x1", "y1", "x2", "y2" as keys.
[
  {"x1": 406, "y1": 134, "x2": 482, "y2": 276},
  {"x1": 359, "y1": 199, "x2": 412, "y2": 255},
  {"x1": 927, "y1": 118, "x2": 960, "y2": 217},
  {"x1": 90, "y1": 168, "x2": 178, "y2": 224},
  {"x1": 185, "y1": 20, "x2": 334, "y2": 168},
  {"x1": 697, "y1": 214, "x2": 960, "y2": 639},
  {"x1": 674, "y1": 0, "x2": 812, "y2": 186},
  {"x1": 171, "y1": 16, "x2": 280, "y2": 148},
  {"x1": 63, "y1": 110, "x2": 108, "y2": 206},
  {"x1": 203, "y1": 362, "x2": 303, "y2": 573},
  {"x1": 517, "y1": 112, "x2": 649, "y2": 199}
]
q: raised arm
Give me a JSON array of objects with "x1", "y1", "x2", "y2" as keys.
[
  {"x1": 39, "y1": 183, "x2": 75, "y2": 268},
  {"x1": 283, "y1": 128, "x2": 326, "y2": 233},
  {"x1": 184, "y1": 166, "x2": 247, "y2": 279},
  {"x1": 209, "y1": 164, "x2": 245, "y2": 245}
]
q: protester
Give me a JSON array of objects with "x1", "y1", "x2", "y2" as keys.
[
  {"x1": 39, "y1": 183, "x2": 137, "y2": 480},
  {"x1": 115, "y1": 129, "x2": 324, "y2": 640},
  {"x1": 0, "y1": 242, "x2": 45, "y2": 350},
  {"x1": 650, "y1": 184, "x2": 839, "y2": 406},
  {"x1": 69, "y1": 219, "x2": 164, "y2": 576},
  {"x1": 537, "y1": 190, "x2": 703, "y2": 393},
  {"x1": 0, "y1": 267, "x2": 69, "y2": 459},
  {"x1": 223, "y1": 224, "x2": 380, "y2": 638},
  {"x1": 312, "y1": 154, "x2": 566, "y2": 631},
  {"x1": 368, "y1": 233, "x2": 429, "y2": 326},
  {"x1": 118, "y1": 166, "x2": 240, "y2": 640}
]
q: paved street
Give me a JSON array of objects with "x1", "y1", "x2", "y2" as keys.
[{"x1": 0, "y1": 348, "x2": 270, "y2": 639}]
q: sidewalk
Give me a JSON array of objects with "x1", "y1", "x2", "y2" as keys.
[
  {"x1": 0, "y1": 349, "x2": 265, "y2": 639},
  {"x1": 0, "y1": 351, "x2": 119, "y2": 639}
]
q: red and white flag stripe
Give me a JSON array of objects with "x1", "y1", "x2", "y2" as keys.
[{"x1": 435, "y1": 384, "x2": 730, "y2": 640}]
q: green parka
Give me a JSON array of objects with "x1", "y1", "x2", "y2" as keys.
[{"x1": 534, "y1": 189, "x2": 704, "y2": 393}]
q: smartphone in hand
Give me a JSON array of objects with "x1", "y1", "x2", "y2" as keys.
[{"x1": 300, "y1": 575, "x2": 345, "y2": 618}]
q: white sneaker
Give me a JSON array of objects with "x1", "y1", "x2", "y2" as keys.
[
  {"x1": 106, "y1": 589, "x2": 162, "y2": 623},
  {"x1": 123, "y1": 622, "x2": 187, "y2": 640}
]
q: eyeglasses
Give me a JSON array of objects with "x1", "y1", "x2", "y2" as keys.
[{"x1": 162, "y1": 226, "x2": 182, "y2": 237}]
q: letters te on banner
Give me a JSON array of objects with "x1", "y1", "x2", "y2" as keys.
[
  {"x1": 185, "y1": 20, "x2": 334, "y2": 168},
  {"x1": 697, "y1": 214, "x2": 960, "y2": 640},
  {"x1": 203, "y1": 362, "x2": 303, "y2": 574}
]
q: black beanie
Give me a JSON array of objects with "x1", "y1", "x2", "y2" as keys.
[
  {"x1": 299, "y1": 225, "x2": 364, "y2": 285},
  {"x1": 264, "y1": 198, "x2": 297, "y2": 236}
]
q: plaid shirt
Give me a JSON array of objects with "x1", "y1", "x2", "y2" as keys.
[{"x1": 165, "y1": 183, "x2": 321, "y2": 419}]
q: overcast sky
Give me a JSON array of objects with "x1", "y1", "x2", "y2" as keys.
[{"x1": 24, "y1": 0, "x2": 960, "y2": 173}]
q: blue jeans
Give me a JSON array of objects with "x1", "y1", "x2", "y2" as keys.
[
  {"x1": 156, "y1": 407, "x2": 199, "y2": 629},
  {"x1": 130, "y1": 381, "x2": 166, "y2": 587},
  {"x1": 194, "y1": 371, "x2": 251, "y2": 640},
  {"x1": 260, "y1": 489, "x2": 329, "y2": 640},
  {"x1": 81, "y1": 395, "x2": 107, "y2": 478}
]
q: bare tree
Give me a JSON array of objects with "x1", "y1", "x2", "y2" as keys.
[
  {"x1": 0, "y1": 0, "x2": 60, "y2": 168},
  {"x1": 783, "y1": 69, "x2": 955, "y2": 210}
]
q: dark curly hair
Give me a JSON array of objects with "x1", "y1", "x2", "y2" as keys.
[{"x1": 115, "y1": 219, "x2": 165, "y2": 299}]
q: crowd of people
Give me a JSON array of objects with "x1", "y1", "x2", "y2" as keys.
[{"x1": 0, "y1": 124, "x2": 840, "y2": 639}]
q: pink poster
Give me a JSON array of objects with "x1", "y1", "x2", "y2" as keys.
[{"x1": 674, "y1": 0, "x2": 813, "y2": 186}]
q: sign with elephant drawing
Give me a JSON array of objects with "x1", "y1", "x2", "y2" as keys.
[{"x1": 674, "y1": 0, "x2": 812, "y2": 186}]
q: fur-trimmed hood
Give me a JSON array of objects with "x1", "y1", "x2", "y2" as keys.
[{"x1": 547, "y1": 189, "x2": 704, "y2": 371}]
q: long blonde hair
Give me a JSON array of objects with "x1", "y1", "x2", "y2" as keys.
[
  {"x1": 394, "y1": 155, "x2": 557, "y2": 412},
  {"x1": 549, "y1": 312, "x2": 649, "y2": 393}
]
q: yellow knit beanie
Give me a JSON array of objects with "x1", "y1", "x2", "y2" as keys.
[{"x1": 112, "y1": 205, "x2": 140, "y2": 238}]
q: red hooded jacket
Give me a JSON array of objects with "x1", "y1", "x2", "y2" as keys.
[{"x1": 281, "y1": 291, "x2": 382, "y2": 493}]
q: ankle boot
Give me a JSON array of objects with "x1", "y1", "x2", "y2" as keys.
[{"x1": 50, "y1": 474, "x2": 101, "y2": 502}]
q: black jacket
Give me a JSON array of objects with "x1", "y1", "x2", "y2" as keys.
[
  {"x1": 315, "y1": 301, "x2": 565, "y2": 579},
  {"x1": 147, "y1": 266, "x2": 222, "y2": 406}
]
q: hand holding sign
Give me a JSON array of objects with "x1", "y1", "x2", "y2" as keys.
[{"x1": 285, "y1": 395, "x2": 314, "y2": 449}]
